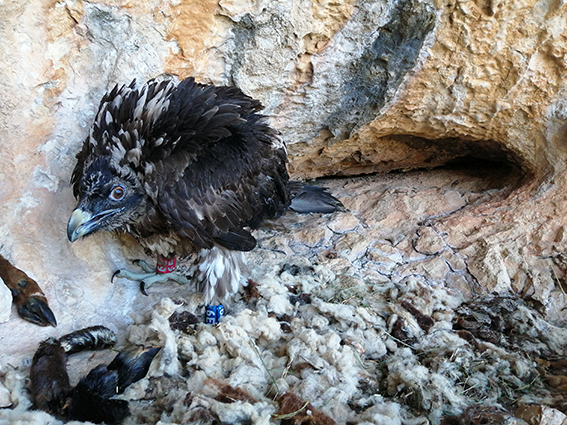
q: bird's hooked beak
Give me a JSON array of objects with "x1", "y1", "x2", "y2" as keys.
[{"x1": 67, "y1": 207, "x2": 123, "y2": 242}]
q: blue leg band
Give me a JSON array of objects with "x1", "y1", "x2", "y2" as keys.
[{"x1": 205, "y1": 304, "x2": 224, "y2": 324}]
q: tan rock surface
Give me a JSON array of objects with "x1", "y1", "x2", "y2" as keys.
[{"x1": 0, "y1": 280, "x2": 12, "y2": 324}]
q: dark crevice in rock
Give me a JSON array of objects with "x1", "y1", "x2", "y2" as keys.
[
  {"x1": 394, "y1": 135, "x2": 527, "y2": 173},
  {"x1": 321, "y1": 134, "x2": 530, "y2": 195},
  {"x1": 326, "y1": 0, "x2": 436, "y2": 143},
  {"x1": 439, "y1": 158, "x2": 525, "y2": 195},
  {"x1": 394, "y1": 134, "x2": 531, "y2": 190}
]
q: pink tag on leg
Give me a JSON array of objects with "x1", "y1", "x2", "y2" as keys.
[{"x1": 156, "y1": 256, "x2": 176, "y2": 274}]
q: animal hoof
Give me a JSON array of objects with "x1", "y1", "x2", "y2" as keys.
[{"x1": 17, "y1": 296, "x2": 57, "y2": 327}]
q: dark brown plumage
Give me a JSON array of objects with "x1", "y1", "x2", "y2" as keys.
[{"x1": 67, "y1": 76, "x2": 342, "y2": 305}]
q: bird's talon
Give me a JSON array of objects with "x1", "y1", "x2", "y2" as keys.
[
  {"x1": 140, "y1": 282, "x2": 148, "y2": 296},
  {"x1": 111, "y1": 270, "x2": 121, "y2": 283}
]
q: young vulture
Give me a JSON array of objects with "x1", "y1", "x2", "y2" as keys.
[{"x1": 67, "y1": 76, "x2": 341, "y2": 321}]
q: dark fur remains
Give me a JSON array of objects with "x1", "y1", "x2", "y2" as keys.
[
  {"x1": 30, "y1": 326, "x2": 160, "y2": 424},
  {"x1": 58, "y1": 325, "x2": 117, "y2": 354}
]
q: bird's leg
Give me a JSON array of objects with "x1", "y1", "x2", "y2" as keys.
[
  {"x1": 112, "y1": 255, "x2": 191, "y2": 295},
  {"x1": 132, "y1": 259, "x2": 156, "y2": 273},
  {"x1": 196, "y1": 246, "x2": 247, "y2": 324},
  {"x1": 0, "y1": 254, "x2": 57, "y2": 327},
  {"x1": 156, "y1": 255, "x2": 177, "y2": 274},
  {"x1": 205, "y1": 304, "x2": 225, "y2": 324}
]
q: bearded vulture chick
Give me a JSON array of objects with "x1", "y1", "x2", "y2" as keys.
[{"x1": 67, "y1": 76, "x2": 342, "y2": 322}]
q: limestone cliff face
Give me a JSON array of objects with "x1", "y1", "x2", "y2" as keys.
[{"x1": 1, "y1": 0, "x2": 567, "y2": 353}]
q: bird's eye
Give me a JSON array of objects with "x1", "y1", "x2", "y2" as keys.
[{"x1": 109, "y1": 185, "x2": 126, "y2": 201}]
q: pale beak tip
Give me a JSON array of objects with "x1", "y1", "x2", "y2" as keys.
[
  {"x1": 67, "y1": 228, "x2": 78, "y2": 243},
  {"x1": 67, "y1": 208, "x2": 91, "y2": 243}
]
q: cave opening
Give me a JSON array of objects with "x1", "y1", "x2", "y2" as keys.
[
  {"x1": 396, "y1": 134, "x2": 531, "y2": 201},
  {"x1": 318, "y1": 133, "x2": 531, "y2": 199},
  {"x1": 394, "y1": 134, "x2": 529, "y2": 182},
  {"x1": 438, "y1": 155, "x2": 527, "y2": 191}
]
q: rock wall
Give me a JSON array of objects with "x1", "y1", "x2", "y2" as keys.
[{"x1": 1, "y1": 0, "x2": 567, "y2": 382}]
